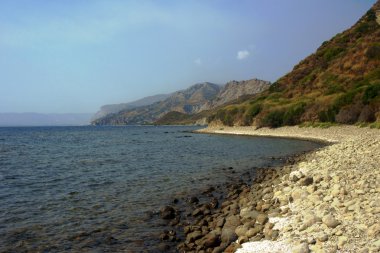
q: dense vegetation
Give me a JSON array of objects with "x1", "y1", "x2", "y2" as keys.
[{"x1": 208, "y1": 3, "x2": 380, "y2": 128}]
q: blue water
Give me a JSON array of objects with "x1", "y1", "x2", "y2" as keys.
[{"x1": 0, "y1": 126, "x2": 322, "y2": 252}]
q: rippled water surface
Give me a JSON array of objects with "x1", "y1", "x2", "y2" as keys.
[{"x1": 0, "y1": 126, "x2": 322, "y2": 252}]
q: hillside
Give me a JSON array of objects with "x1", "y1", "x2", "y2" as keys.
[
  {"x1": 208, "y1": 2, "x2": 380, "y2": 127},
  {"x1": 91, "y1": 94, "x2": 170, "y2": 121},
  {"x1": 91, "y1": 82, "x2": 221, "y2": 125},
  {"x1": 200, "y1": 79, "x2": 270, "y2": 110},
  {"x1": 92, "y1": 78, "x2": 270, "y2": 125}
]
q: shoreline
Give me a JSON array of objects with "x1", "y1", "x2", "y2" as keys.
[{"x1": 171, "y1": 125, "x2": 380, "y2": 252}]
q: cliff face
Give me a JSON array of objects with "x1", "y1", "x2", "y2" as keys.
[
  {"x1": 208, "y1": 2, "x2": 380, "y2": 127},
  {"x1": 91, "y1": 82, "x2": 221, "y2": 125},
  {"x1": 200, "y1": 79, "x2": 270, "y2": 111},
  {"x1": 92, "y1": 78, "x2": 271, "y2": 125},
  {"x1": 92, "y1": 94, "x2": 170, "y2": 121}
]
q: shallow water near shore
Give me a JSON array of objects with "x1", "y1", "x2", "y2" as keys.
[{"x1": 0, "y1": 126, "x2": 322, "y2": 252}]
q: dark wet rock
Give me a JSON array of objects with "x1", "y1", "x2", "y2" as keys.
[
  {"x1": 300, "y1": 177, "x2": 314, "y2": 186},
  {"x1": 186, "y1": 231, "x2": 202, "y2": 243},
  {"x1": 215, "y1": 217, "x2": 225, "y2": 228},
  {"x1": 157, "y1": 243, "x2": 171, "y2": 252},
  {"x1": 169, "y1": 217, "x2": 180, "y2": 226},
  {"x1": 212, "y1": 244, "x2": 228, "y2": 253},
  {"x1": 184, "y1": 226, "x2": 191, "y2": 234},
  {"x1": 210, "y1": 198, "x2": 219, "y2": 209},
  {"x1": 160, "y1": 232, "x2": 170, "y2": 241},
  {"x1": 192, "y1": 208, "x2": 203, "y2": 217},
  {"x1": 104, "y1": 236, "x2": 118, "y2": 245},
  {"x1": 188, "y1": 196, "x2": 199, "y2": 204},
  {"x1": 202, "y1": 230, "x2": 221, "y2": 248},
  {"x1": 203, "y1": 186, "x2": 216, "y2": 194},
  {"x1": 224, "y1": 215, "x2": 241, "y2": 230},
  {"x1": 221, "y1": 228, "x2": 237, "y2": 244},
  {"x1": 160, "y1": 206, "x2": 176, "y2": 220}
]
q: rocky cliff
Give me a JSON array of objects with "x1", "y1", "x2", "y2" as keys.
[
  {"x1": 200, "y1": 79, "x2": 270, "y2": 111},
  {"x1": 92, "y1": 94, "x2": 170, "y2": 121},
  {"x1": 92, "y1": 78, "x2": 270, "y2": 125},
  {"x1": 91, "y1": 82, "x2": 221, "y2": 125}
]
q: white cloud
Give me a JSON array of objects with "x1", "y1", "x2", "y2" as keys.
[
  {"x1": 237, "y1": 50, "x2": 250, "y2": 60},
  {"x1": 194, "y1": 58, "x2": 202, "y2": 65}
]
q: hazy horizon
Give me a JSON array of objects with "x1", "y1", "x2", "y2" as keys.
[{"x1": 0, "y1": 0, "x2": 376, "y2": 114}]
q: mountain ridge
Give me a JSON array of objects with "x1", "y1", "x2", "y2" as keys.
[
  {"x1": 91, "y1": 79, "x2": 270, "y2": 125},
  {"x1": 92, "y1": 94, "x2": 171, "y2": 121}
]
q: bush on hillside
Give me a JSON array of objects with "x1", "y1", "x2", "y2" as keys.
[
  {"x1": 366, "y1": 43, "x2": 380, "y2": 60},
  {"x1": 243, "y1": 104, "x2": 262, "y2": 126},
  {"x1": 319, "y1": 108, "x2": 336, "y2": 122},
  {"x1": 322, "y1": 47, "x2": 345, "y2": 62},
  {"x1": 283, "y1": 102, "x2": 306, "y2": 125},
  {"x1": 362, "y1": 83, "x2": 380, "y2": 104},
  {"x1": 262, "y1": 110, "x2": 285, "y2": 128},
  {"x1": 335, "y1": 104, "x2": 362, "y2": 124},
  {"x1": 358, "y1": 105, "x2": 376, "y2": 122}
]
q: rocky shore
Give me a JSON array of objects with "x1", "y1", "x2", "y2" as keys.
[{"x1": 157, "y1": 125, "x2": 379, "y2": 253}]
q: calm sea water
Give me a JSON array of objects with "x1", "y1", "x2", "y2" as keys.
[{"x1": 0, "y1": 126, "x2": 322, "y2": 252}]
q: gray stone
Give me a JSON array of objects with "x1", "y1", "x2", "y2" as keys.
[
  {"x1": 235, "y1": 225, "x2": 248, "y2": 237},
  {"x1": 322, "y1": 214, "x2": 340, "y2": 228},
  {"x1": 368, "y1": 223, "x2": 380, "y2": 238},
  {"x1": 246, "y1": 225, "x2": 262, "y2": 238},
  {"x1": 202, "y1": 231, "x2": 221, "y2": 248},
  {"x1": 221, "y1": 228, "x2": 237, "y2": 244},
  {"x1": 292, "y1": 242, "x2": 309, "y2": 253},
  {"x1": 256, "y1": 213, "x2": 268, "y2": 225},
  {"x1": 224, "y1": 215, "x2": 241, "y2": 230},
  {"x1": 186, "y1": 231, "x2": 202, "y2": 243}
]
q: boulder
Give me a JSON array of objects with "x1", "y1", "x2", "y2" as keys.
[
  {"x1": 160, "y1": 206, "x2": 176, "y2": 220},
  {"x1": 221, "y1": 228, "x2": 237, "y2": 244},
  {"x1": 292, "y1": 242, "x2": 309, "y2": 253},
  {"x1": 322, "y1": 214, "x2": 340, "y2": 228},
  {"x1": 202, "y1": 230, "x2": 221, "y2": 248}
]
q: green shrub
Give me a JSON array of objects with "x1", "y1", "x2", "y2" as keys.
[
  {"x1": 362, "y1": 83, "x2": 380, "y2": 104},
  {"x1": 322, "y1": 73, "x2": 344, "y2": 95},
  {"x1": 222, "y1": 114, "x2": 234, "y2": 126},
  {"x1": 243, "y1": 104, "x2": 262, "y2": 125},
  {"x1": 323, "y1": 47, "x2": 345, "y2": 62},
  {"x1": 355, "y1": 22, "x2": 371, "y2": 34},
  {"x1": 283, "y1": 103, "x2": 306, "y2": 125},
  {"x1": 366, "y1": 43, "x2": 380, "y2": 60},
  {"x1": 247, "y1": 104, "x2": 262, "y2": 118},
  {"x1": 333, "y1": 90, "x2": 358, "y2": 110},
  {"x1": 268, "y1": 82, "x2": 285, "y2": 93},
  {"x1": 326, "y1": 84, "x2": 344, "y2": 95},
  {"x1": 319, "y1": 108, "x2": 336, "y2": 122},
  {"x1": 354, "y1": 78, "x2": 370, "y2": 88},
  {"x1": 262, "y1": 110, "x2": 285, "y2": 128}
]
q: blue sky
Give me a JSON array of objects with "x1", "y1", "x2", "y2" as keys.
[{"x1": 0, "y1": 0, "x2": 376, "y2": 113}]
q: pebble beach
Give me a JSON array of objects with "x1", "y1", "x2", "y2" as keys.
[{"x1": 181, "y1": 125, "x2": 380, "y2": 253}]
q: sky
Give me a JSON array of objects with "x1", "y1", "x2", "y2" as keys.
[{"x1": 0, "y1": 0, "x2": 376, "y2": 113}]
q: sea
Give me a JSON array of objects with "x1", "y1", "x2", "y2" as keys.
[{"x1": 0, "y1": 126, "x2": 322, "y2": 252}]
